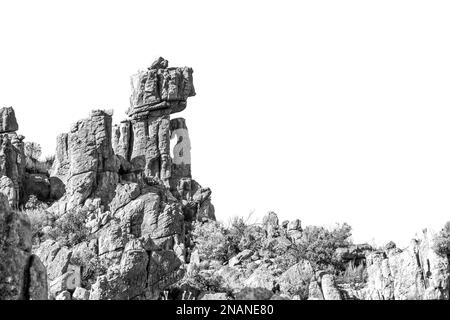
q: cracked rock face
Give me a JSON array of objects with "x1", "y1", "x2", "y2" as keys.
[
  {"x1": 361, "y1": 230, "x2": 450, "y2": 300},
  {"x1": 29, "y1": 57, "x2": 215, "y2": 299},
  {"x1": 0, "y1": 132, "x2": 25, "y2": 208},
  {"x1": 127, "y1": 57, "x2": 195, "y2": 120},
  {"x1": 0, "y1": 107, "x2": 19, "y2": 133},
  {"x1": 0, "y1": 194, "x2": 47, "y2": 299},
  {"x1": 50, "y1": 110, "x2": 119, "y2": 213}
]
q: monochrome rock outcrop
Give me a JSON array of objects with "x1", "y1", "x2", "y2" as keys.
[
  {"x1": 0, "y1": 194, "x2": 47, "y2": 299},
  {"x1": 1, "y1": 57, "x2": 449, "y2": 301},
  {"x1": 0, "y1": 107, "x2": 19, "y2": 133},
  {"x1": 27, "y1": 57, "x2": 215, "y2": 300},
  {"x1": 0, "y1": 107, "x2": 25, "y2": 209},
  {"x1": 362, "y1": 230, "x2": 450, "y2": 300}
]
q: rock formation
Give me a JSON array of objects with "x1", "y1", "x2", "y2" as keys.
[
  {"x1": 361, "y1": 230, "x2": 450, "y2": 300},
  {"x1": 27, "y1": 57, "x2": 215, "y2": 300},
  {"x1": 0, "y1": 107, "x2": 25, "y2": 209},
  {"x1": 2, "y1": 57, "x2": 449, "y2": 301},
  {"x1": 0, "y1": 193, "x2": 47, "y2": 299}
]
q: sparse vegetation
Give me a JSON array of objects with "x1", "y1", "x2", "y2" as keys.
[
  {"x1": 25, "y1": 208, "x2": 55, "y2": 244},
  {"x1": 70, "y1": 249, "x2": 107, "y2": 289},
  {"x1": 191, "y1": 220, "x2": 229, "y2": 262},
  {"x1": 337, "y1": 263, "x2": 368, "y2": 285},
  {"x1": 432, "y1": 221, "x2": 450, "y2": 256},
  {"x1": 296, "y1": 223, "x2": 353, "y2": 272},
  {"x1": 47, "y1": 208, "x2": 91, "y2": 247}
]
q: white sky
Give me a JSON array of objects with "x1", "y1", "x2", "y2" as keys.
[{"x1": 1, "y1": 0, "x2": 450, "y2": 247}]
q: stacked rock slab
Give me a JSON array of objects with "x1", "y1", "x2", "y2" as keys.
[
  {"x1": 0, "y1": 193, "x2": 47, "y2": 299},
  {"x1": 110, "y1": 56, "x2": 196, "y2": 187},
  {"x1": 0, "y1": 107, "x2": 25, "y2": 208},
  {"x1": 50, "y1": 110, "x2": 119, "y2": 213},
  {"x1": 40, "y1": 57, "x2": 215, "y2": 299}
]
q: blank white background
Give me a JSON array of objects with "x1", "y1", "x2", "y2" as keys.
[{"x1": 1, "y1": 0, "x2": 450, "y2": 247}]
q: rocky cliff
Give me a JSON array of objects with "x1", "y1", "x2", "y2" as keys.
[
  {"x1": 0, "y1": 193, "x2": 47, "y2": 299},
  {"x1": 1, "y1": 57, "x2": 449, "y2": 301},
  {"x1": 172, "y1": 211, "x2": 450, "y2": 301},
  {"x1": 0, "y1": 57, "x2": 215, "y2": 300}
]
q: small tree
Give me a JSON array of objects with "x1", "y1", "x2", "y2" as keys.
[
  {"x1": 47, "y1": 208, "x2": 90, "y2": 247},
  {"x1": 70, "y1": 250, "x2": 107, "y2": 289},
  {"x1": 24, "y1": 142, "x2": 42, "y2": 161},
  {"x1": 191, "y1": 221, "x2": 229, "y2": 262},
  {"x1": 432, "y1": 221, "x2": 450, "y2": 256},
  {"x1": 296, "y1": 223, "x2": 353, "y2": 272}
]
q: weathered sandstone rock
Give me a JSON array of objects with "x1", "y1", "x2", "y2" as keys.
[
  {"x1": 278, "y1": 260, "x2": 314, "y2": 295},
  {"x1": 321, "y1": 274, "x2": 342, "y2": 300},
  {"x1": 0, "y1": 107, "x2": 19, "y2": 133},
  {"x1": 127, "y1": 57, "x2": 195, "y2": 120},
  {"x1": 25, "y1": 58, "x2": 213, "y2": 300},
  {"x1": 0, "y1": 132, "x2": 25, "y2": 208},
  {"x1": 0, "y1": 194, "x2": 47, "y2": 299},
  {"x1": 364, "y1": 230, "x2": 450, "y2": 300}
]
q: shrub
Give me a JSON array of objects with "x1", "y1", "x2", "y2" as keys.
[
  {"x1": 191, "y1": 220, "x2": 229, "y2": 262},
  {"x1": 337, "y1": 262, "x2": 368, "y2": 285},
  {"x1": 47, "y1": 208, "x2": 90, "y2": 247},
  {"x1": 24, "y1": 195, "x2": 48, "y2": 210},
  {"x1": 70, "y1": 249, "x2": 107, "y2": 289},
  {"x1": 296, "y1": 223, "x2": 353, "y2": 272},
  {"x1": 191, "y1": 272, "x2": 227, "y2": 293},
  {"x1": 272, "y1": 246, "x2": 301, "y2": 274},
  {"x1": 25, "y1": 207, "x2": 55, "y2": 244},
  {"x1": 432, "y1": 221, "x2": 450, "y2": 256},
  {"x1": 227, "y1": 215, "x2": 265, "y2": 257},
  {"x1": 24, "y1": 142, "x2": 42, "y2": 161}
]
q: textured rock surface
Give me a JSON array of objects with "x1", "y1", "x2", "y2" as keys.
[
  {"x1": 0, "y1": 107, "x2": 19, "y2": 133},
  {"x1": 0, "y1": 132, "x2": 25, "y2": 208},
  {"x1": 199, "y1": 292, "x2": 229, "y2": 300},
  {"x1": 308, "y1": 280, "x2": 325, "y2": 300},
  {"x1": 127, "y1": 57, "x2": 195, "y2": 120},
  {"x1": 0, "y1": 194, "x2": 47, "y2": 299},
  {"x1": 278, "y1": 260, "x2": 314, "y2": 294},
  {"x1": 29, "y1": 58, "x2": 214, "y2": 300},
  {"x1": 364, "y1": 230, "x2": 450, "y2": 300},
  {"x1": 72, "y1": 287, "x2": 90, "y2": 300},
  {"x1": 49, "y1": 110, "x2": 118, "y2": 213},
  {"x1": 321, "y1": 274, "x2": 342, "y2": 300}
]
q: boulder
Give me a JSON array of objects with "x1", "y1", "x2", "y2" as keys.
[
  {"x1": 0, "y1": 194, "x2": 47, "y2": 299},
  {"x1": 0, "y1": 107, "x2": 18, "y2": 133},
  {"x1": 308, "y1": 280, "x2": 324, "y2": 300},
  {"x1": 278, "y1": 260, "x2": 314, "y2": 295},
  {"x1": 49, "y1": 269, "x2": 80, "y2": 298},
  {"x1": 229, "y1": 249, "x2": 254, "y2": 267},
  {"x1": 262, "y1": 211, "x2": 279, "y2": 238},
  {"x1": 287, "y1": 219, "x2": 301, "y2": 231},
  {"x1": 321, "y1": 274, "x2": 342, "y2": 300},
  {"x1": 55, "y1": 290, "x2": 71, "y2": 300},
  {"x1": 365, "y1": 230, "x2": 450, "y2": 300},
  {"x1": 127, "y1": 57, "x2": 195, "y2": 120},
  {"x1": 243, "y1": 266, "x2": 277, "y2": 291},
  {"x1": 72, "y1": 287, "x2": 90, "y2": 300}
]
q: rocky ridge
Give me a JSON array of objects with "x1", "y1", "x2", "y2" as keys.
[
  {"x1": 1, "y1": 57, "x2": 449, "y2": 300},
  {"x1": 174, "y1": 211, "x2": 450, "y2": 301},
  {"x1": 0, "y1": 57, "x2": 214, "y2": 300}
]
